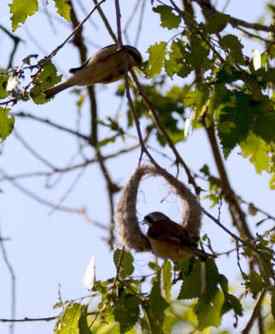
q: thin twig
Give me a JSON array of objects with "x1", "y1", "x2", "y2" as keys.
[
  {"x1": 0, "y1": 142, "x2": 142, "y2": 183},
  {"x1": 134, "y1": 0, "x2": 146, "y2": 46},
  {"x1": 69, "y1": 1, "x2": 118, "y2": 249},
  {"x1": 48, "y1": 166, "x2": 87, "y2": 216},
  {"x1": 0, "y1": 226, "x2": 16, "y2": 334},
  {"x1": 41, "y1": 0, "x2": 107, "y2": 64},
  {"x1": 114, "y1": 0, "x2": 123, "y2": 46},
  {"x1": 0, "y1": 169, "x2": 84, "y2": 214},
  {"x1": 192, "y1": 0, "x2": 275, "y2": 33},
  {"x1": 13, "y1": 112, "x2": 90, "y2": 142},
  {"x1": 0, "y1": 316, "x2": 57, "y2": 323},
  {"x1": 92, "y1": 0, "x2": 117, "y2": 42},
  {"x1": 130, "y1": 70, "x2": 201, "y2": 195},
  {"x1": 124, "y1": 73, "x2": 158, "y2": 166},
  {"x1": 0, "y1": 25, "x2": 23, "y2": 68},
  {"x1": 123, "y1": 0, "x2": 142, "y2": 44},
  {"x1": 14, "y1": 130, "x2": 58, "y2": 170}
]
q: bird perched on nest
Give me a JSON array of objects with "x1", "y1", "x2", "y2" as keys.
[
  {"x1": 143, "y1": 211, "x2": 212, "y2": 261},
  {"x1": 45, "y1": 44, "x2": 142, "y2": 97},
  {"x1": 115, "y1": 165, "x2": 214, "y2": 262}
]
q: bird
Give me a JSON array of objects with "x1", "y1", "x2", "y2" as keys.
[
  {"x1": 143, "y1": 211, "x2": 212, "y2": 261},
  {"x1": 45, "y1": 44, "x2": 142, "y2": 98}
]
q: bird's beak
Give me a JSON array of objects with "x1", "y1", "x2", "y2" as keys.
[{"x1": 142, "y1": 218, "x2": 149, "y2": 225}]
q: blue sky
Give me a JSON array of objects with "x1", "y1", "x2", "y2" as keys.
[{"x1": 0, "y1": 1, "x2": 273, "y2": 333}]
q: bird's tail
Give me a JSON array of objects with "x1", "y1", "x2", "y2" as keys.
[{"x1": 45, "y1": 81, "x2": 73, "y2": 98}]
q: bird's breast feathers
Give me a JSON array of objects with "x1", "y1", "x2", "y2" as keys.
[{"x1": 148, "y1": 238, "x2": 193, "y2": 261}]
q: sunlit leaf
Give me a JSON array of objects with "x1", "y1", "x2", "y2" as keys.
[
  {"x1": 9, "y1": 0, "x2": 38, "y2": 31},
  {"x1": 55, "y1": 303, "x2": 86, "y2": 334},
  {"x1": 165, "y1": 40, "x2": 192, "y2": 78},
  {"x1": 269, "y1": 174, "x2": 275, "y2": 190},
  {"x1": 146, "y1": 42, "x2": 167, "y2": 77},
  {"x1": 53, "y1": 0, "x2": 71, "y2": 21},
  {"x1": 0, "y1": 108, "x2": 15, "y2": 141},
  {"x1": 161, "y1": 260, "x2": 172, "y2": 302},
  {"x1": 30, "y1": 62, "x2": 61, "y2": 104},
  {"x1": 241, "y1": 134, "x2": 270, "y2": 173},
  {"x1": 0, "y1": 72, "x2": 9, "y2": 99},
  {"x1": 196, "y1": 288, "x2": 225, "y2": 330}
]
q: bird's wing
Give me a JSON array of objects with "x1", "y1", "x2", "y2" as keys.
[
  {"x1": 69, "y1": 59, "x2": 90, "y2": 74},
  {"x1": 69, "y1": 45, "x2": 121, "y2": 74},
  {"x1": 147, "y1": 220, "x2": 197, "y2": 247},
  {"x1": 88, "y1": 45, "x2": 121, "y2": 65}
]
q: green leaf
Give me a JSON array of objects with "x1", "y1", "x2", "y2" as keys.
[
  {"x1": 30, "y1": 62, "x2": 62, "y2": 104},
  {"x1": 205, "y1": 259, "x2": 220, "y2": 299},
  {"x1": 113, "y1": 249, "x2": 134, "y2": 279},
  {"x1": 161, "y1": 260, "x2": 172, "y2": 302},
  {"x1": 241, "y1": 134, "x2": 270, "y2": 173},
  {"x1": 222, "y1": 293, "x2": 243, "y2": 317},
  {"x1": 162, "y1": 307, "x2": 179, "y2": 334},
  {"x1": 215, "y1": 92, "x2": 254, "y2": 157},
  {"x1": 96, "y1": 135, "x2": 117, "y2": 148},
  {"x1": 55, "y1": 303, "x2": 86, "y2": 334},
  {"x1": 114, "y1": 294, "x2": 140, "y2": 333},
  {"x1": 196, "y1": 288, "x2": 225, "y2": 330},
  {"x1": 165, "y1": 40, "x2": 192, "y2": 78},
  {"x1": 92, "y1": 322, "x2": 119, "y2": 334},
  {"x1": 189, "y1": 36, "x2": 210, "y2": 69},
  {"x1": 220, "y1": 34, "x2": 244, "y2": 64},
  {"x1": 245, "y1": 271, "x2": 265, "y2": 298},
  {"x1": 178, "y1": 260, "x2": 202, "y2": 299},
  {"x1": 218, "y1": 275, "x2": 229, "y2": 294},
  {"x1": 53, "y1": 0, "x2": 71, "y2": 21},
  {"x1": 153, "y1": 5, "x2": 181, "y2": 29},
  {"x1": 205, "y1": 13, "x2": 229, "y2": 33},
  {"x1": 146, "y1": 42, "x2": 167, "y2": 77},
  {"x1": 146, "y1": 274, "x2": 169, "y2": 333},
  {"x1": 269, "y1": 174, "x2": 275, "y2": 189},
  {"x1": 272, "y1": 288, "x2": 275, "y2": 319},
  {"x1": 254, "y1": 108, "x2": 275, "y2": 144},
  {"x1": 9, "y1": 0, "x2": 38, "y2": 31},
  {"x1": 0, "y1": 108, "x2": 15, "y2": 141},
  {"x1": 0, "y1": 72, "x2": 9, "y2": 99},
  {"x1": 79, "y1": 306, "x2": 91, "y2": 334},
  {"x1": 148, "y1": 261, "x2": 161, "y2": 271}
]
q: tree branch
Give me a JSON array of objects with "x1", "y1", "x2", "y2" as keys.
[
  {"x1": 192, "y1": 0, "x2": 275, "y2": 33},
  {"x1": 242, "y1": 290, "x2": 266, "y2": 334}
]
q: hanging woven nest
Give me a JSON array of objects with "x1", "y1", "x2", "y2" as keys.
[{"x1": 115, "y1": 165, "x2": 202, "y2": 252}]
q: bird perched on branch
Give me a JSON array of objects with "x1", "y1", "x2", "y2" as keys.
[
  {"x1": 143, "y1": 211, "x2": 211, "y2": 261},
  {"x1": 45, "y1": 44, "x2": 142, "y2": 98}
]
